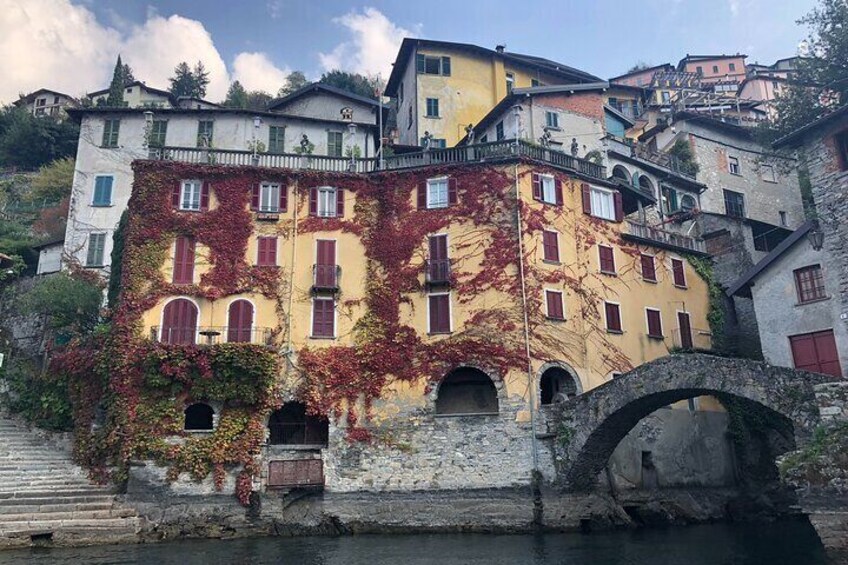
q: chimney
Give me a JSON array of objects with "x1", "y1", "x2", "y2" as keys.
[{"x1": 495, "y1": 44, "x2": 505, "y2": 54}]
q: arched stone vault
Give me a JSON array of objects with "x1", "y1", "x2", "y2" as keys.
[{"x1": 552, "y1": 354, "x2": 834, "y2": 491}]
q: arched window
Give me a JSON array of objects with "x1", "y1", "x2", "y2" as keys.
[
  {"x1": 612, "y1": 165, "x2": 631, "y2": 184},
  {"x1": 540, "y1": 366, "x2": 580, "y2": 405},
  {"x1": 268, "y1": 402, "x2": 328, "y2": 446},
  {"x1": 435, "y1": 367, "x2": 499, "y2": 415},
  {"x1": 184, "y1": 403, "x2": 214, "y2": 431},
  {"x1": 161, "y1": 298, "x2": 198, "y2": 344},
  {"x1": 638, "y1": 175, "x2": 654, "y2": 194},
  {"x1": 227, "y1": 300, "x2": 254, "y2": 343}
]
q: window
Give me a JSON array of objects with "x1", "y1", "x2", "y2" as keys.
[
  {"x1": 545, "y1": 290, "x2": 565, "y2": 320},
  {"x1": 723, "y1": 189, "x2": 745, "y2": 218},
  {"x1": 428, "y1": 293, "x2": 451, "y2": 334},
  {"x1": 479, "y1": 134, "x2": 488, "y2": 143},
  {"x1": 646, "y1": 308, "x2": 663, "y2": 338},
  {"x1": 760, "y1": 164, "x2": 776, "y2": 182},
  {"x1": 180, "y1": 180, "x2": 203, "y2": 211},
  {"x1": 598, "y1": 245, "x2": 616, "y2": 275},
  {"x1": 545, "y1": 111, "x2": 559, "y2": 129},
  {"x1": 173, "y1": 236, "x2": 196, "y2": 284},
  {"x1": 712, "y1": 65, "x2": 719, "y2": 73},
  {"x1": 268, "y1": 126, "x2": 285, "y2": 154},
  {"x1": 661, "y1": 91, "x2": 671, "y2": 103},
  {"x1": 584, "y1": 185, "x2": 618, "y2": 221},
  {"x1": 102, "y1": 119, "x2": 120, "y2": 147},
  {"x1": 532, "y1": 173, "x2": 560, "y2": 205},
  {"x1": 227, "y1": 300, "x2": 254, "y2": 343},
  {"x1": 426, "y1": 98, "x2": 439, "y2": 118},
  {"x1": 327, "y1": 131, "x2": 343, "y2": 157},
  {"x1": 36, "y1": 98, "x2": 46, "y2": 107},
  {"x1": 314, "y1": 186, "x2": 342, "y2": 217},
  {"x1": 427, "y1": 177, "x2": 449, "y2": 209},
  {"x1": 661, "y1": 186, "x2": 679, "y2": 214},
  {"x1": 677, "y1": 311, "x2": 693, "y2": 349},
  {"x1": 790, "y1": 330, "x2": 842, "y2": 377},
  {"x1": 196, "y1": 120, "x2": 214, "y2": 147},
  {"x1": 268, "y1": 403, "x2": 329, "y2": 445},
  {"x1": 184, "y1": 403, "x2": 214, "y2": 431},
  {"x1": 696, "y1": 66, "x2": 703, "y2": 75},
  {"x1": 496, "y1": 121, "x2": 505, "y2": 141},
  {"x1": 671, "y1": 258, "x2": 687, "y2": 287},
  {"x1": 779, "y1": 211, "x2": 788, "y2": 227},
  {"x1": 149, "y1": 120, "x2": 167, "y2": 148},
  {"x1": 315, "y1": 239, "x2": 337, "y2": 288},
  {"x1": 257, "y1": 182, "x2": 282, "y2": 212},
  {"x1": 605, "y1": 302, "x2": 622, "y2": 333},
  {"x1": 92, "y1": 176, "x2": 113, "y2": 206},
  {"x1": 428, "y1": 234, "x2": 450, "y2": 284},
  {"x1": 257, "y1": 236, "x2": 278, "y2": 266},
  {"x1": 86, "y1": 233, "x2": 106, "y2": 267},
  {"x1": 416, "y1": 54, "x2": 451, "y2": 76},
  {"x1": 794, "y1": 265, "x2": 826, "y2": 303},
  {"x1": 506, "y1": 72, "x2": 515, "y2": 94},
  {"x1": 640, "y1": 254, "x2": 656, "y2": 282},
  {"x1": 728, "y1": 155, "x2": 740, "y2": 175},
  {"x1": 542, "y1": 230, "x2": 560, "y2": 263},
  {"x1": 539, "y1": 367, "x2": 578, "y2": 405},
  {"x1": 835, "y1": 130, "x2": 848, "y2": 171},
  {"x1": 161, "y1": 299, "x2": 198, "y2": 345},
  {"x1": 312, "y1": 298, "x2": 335, "y2": 338},
  {"x1": 729, "y1": 63, "x2": 736, "y2": 71},
  {"x1": 531, "y1": 78, "x2": 542, "y2": 87}
]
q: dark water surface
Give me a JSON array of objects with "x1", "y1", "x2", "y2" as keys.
[{"x1": 0, "y1": 519, "x2": 832, "y2": 564}]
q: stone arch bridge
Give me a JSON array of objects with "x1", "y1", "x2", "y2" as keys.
[{"x1": 553, "y1": 354, "x2": 837, "y2": 491}]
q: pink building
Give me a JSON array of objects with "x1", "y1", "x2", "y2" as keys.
[{"x1": 678, "y1": 54, "x2": 748, "y2": 84}]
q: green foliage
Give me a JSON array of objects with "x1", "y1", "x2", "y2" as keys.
[
  {"x1": 685, "y1": 255, "x2": 725, "y2": 351},
  {"x1": 626, "y1": 61, "x2": 652, "y2": 73},
  {"x1": 224, "y1": 81, "x2": 248, "y2": 109},
  {"x1": 169, "y1": 61, "x2": 210, "y2": 99},
  {"x1": 18, "y1": 273, "x2": 102, "y2": 335},
  {"x1": 667, "y1": 139, "x2": 700, "y2": 176},
  {"x1": 0, "y1": 107, "x2": 79, "y2": 169},
  {"x1": 319, "y1": 70, "x2": 382, "y2": 99},
  {"x1": 107, "y1": 210, "x2": 128, "y2": 309},
  {"x1": 29, "y1": 157, "x2": 74, "y2": 204},
  {"x1": 0, "y1": 218, "x2": 36, "y2": 278},
  {"x1": 278, "y1": 71, "x2": 308, "y2": 96},
  {"x1": 105, "y1": 55, "x2": 127, "y2": 108},
  {"x1": 0, "y1": 358, "x2": 73, "y2": 431},
  {"x1": 121, "y1": 63, "x2": 136, "y2": 86},
  {"x1": 779, "y1": 422, "x2": 848, "y2": 483}
]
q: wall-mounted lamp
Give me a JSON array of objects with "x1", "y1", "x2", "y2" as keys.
[{"x1": 808, "y1": 221, "x2": 825, "y2": 251}]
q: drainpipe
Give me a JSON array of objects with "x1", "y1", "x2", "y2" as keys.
[
  {"x1": 514, "y1": 164, "x2": 539, "y2": 473},
  {"x1": 285, "y1": 178, "x2": 299, "y2": 366}
]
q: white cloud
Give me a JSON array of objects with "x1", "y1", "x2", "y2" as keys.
[
  {"x1": 232, "y1": 52, "x2": 291, "y2": 93},
  {"x1": 267, "y1": 1, "x2": 283, "y2": 20},
  {"x1": 0, "y1": 0, "x2": 290, "y2": 104},
  {"x1": 319, "y1": 7, "x2": 418, "y2": 81}
]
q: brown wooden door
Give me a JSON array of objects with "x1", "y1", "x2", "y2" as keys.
[
  {"x1": 316, "y1": 240, "x2": 336, "y2": 287},
  {"x1": 790, "y1": 330, "x2": 842, "y2": 377},
  {"x1": 677, "y1": 311, "x2": 693, "y2": 349},
  {"x1": 227, "y1": 300, "x2": 253, "y2": 343},
  {"x1": 162, "y1": 299, "x2": 197, "y2": 344}
]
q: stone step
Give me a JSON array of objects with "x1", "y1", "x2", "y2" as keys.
[
  {"x1": 0, "y1": 502, "x2": 115, "y2": 515},
  {"x1": 0, "y1": 517, "x2": 140, "y2": 533},
  {"x1": 0, "y1": 494, "x2": 117, "y2": 506},
  {"x1": 0, "y1": 508, "x2": 137, "y2": 523},
  {"x1": 0, "y1": 489, "x2": 115, "y2": 500}
]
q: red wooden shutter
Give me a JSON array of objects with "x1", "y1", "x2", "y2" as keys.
[
  {"x1": 227, "y1": 300, "x2": 253, "y2": 343},
  {"x1": 429, "y1": 295, "x2": 450, "y2": 333},
  {"x1": 641, "y1": 254, "x2": 656, "y2": 281},
  {"x1": 677, "y1": 312, "x2": 693, "y2": 349},
  {"x1": 173, "y1": 236, "x2": 195, "y2": 284},
  {"x1": 429, "y1": 235, "x2": 447, "y2": 261},
  {"x1": 258, "y1": 238, "x2": 267, "y2": 266},
  {"x1": 546, "y1": 290, "x2": 564, "y2": 320},
  {"x1": 647, "y1": 309, "x2": 662, "y2": 337},
  {"x1": 172, "y1": 181, "x2": 182, "y2": 208},
  {"x1": 599, "y1": 246, "x2": 615, "y2": 274},
  {"x1": 200, "y1": 182, "x2": 210, "y2": 211},
  {"x1": 555, "y1": 178, "x2": 563, "y2": 206},
  {"x1": 309, "y1": 187, "x2": 317, "y2": 216},
  {"x1": 316, "y1": 240, "x2": 336, "y2": 286},
  {"x1": 251, "y1": 185, "x2": 260, "y2": 210},
  {"x1": 280, "y1": 185, "x2": 288, "y2": 212},
  {"x1": 672, "y1": 259, "x2": 686, "y2": 287},
  {"x1": 417, "y1": 181, "x2": 427, "y2": 209},
  {"x1": 532, "y1": 173, "x2": 542, "y2": 201},
  {"x1": 613, "y1": 191, "x2": 623, "y2": 222},
  {"x1": 813, "y1": 331, "x2": 842, "y2": 377},
  {"x1": 448, "y1": 178, "x2": 458, "y2": 206},
  {"x1": 543, "y1": 231, "x2": 559, "y2": 262},
  {"x1": 335, "y1": 188, "x2": 345, "y2": 217},
  {"x1": 312, "y1": 299, "x2": 334, "y2": 337},
  {"x1": 581, "y1": 183, "x2": 592, "y2": 215},
  {"x1": 163, "y1": 299, "x2": 197, "y2": 345},
  {"x1": 605, "y1": 302, "x2": 622, "y2": 332},
  {"x1": 258, "y1": 237, "x2": 277, "y2": 266}
]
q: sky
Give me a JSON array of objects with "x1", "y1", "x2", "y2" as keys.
[{"x1": 0, "y1": 0, "x2": 819, "y2": 104}]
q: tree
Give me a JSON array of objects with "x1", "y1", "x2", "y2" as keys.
[
  {"x1": 667, "y1": 139, "x2": 700, "y2": 176},
  {"x1": 626, "y1": 61, "x2": 652, "y2": 73},
  {"x1": 0, "y1": 107, "x2": 79, "y2": 169},
  {"x1": 18, "y1": 273, "x2": 102, "y2": 335},
  {"x1": 105, "y1": 55, "x2": 126, "y2": 107},
  {"x1": 122, "y1": 63, "x2": 136, "y2": 86},
  {"x1": 245, "y1": 91, "x2": 273, "y2": 110},
  {"x1": 278, "y1": 71, "x2": 309, "y2": 96},
  {"x1": 29, "y1": 157, "x2": 75, "y2": 204},
  {"x1": 224, "y1": 81, "x2": 249, "y2": 108},
  {"x1": 169, "y1": 61, "x2": 210, "y2": 99},
  {"x1": 193, "y1": 62, "x2": 210, "y2": 98},
  {"x1": 319, "y1": 70, "x2": 382, "y2": 99},
  {"x1": 107, "y1": 210, "x2": 128, "y2": 309}
]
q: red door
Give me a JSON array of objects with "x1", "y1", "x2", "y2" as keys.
[
  {"x1": 677, "y1": 312, "x2": 693, "y2": 349},
  {"x1": 429, "y1": 235, "x2": 449, "y2": 282},
  {"x1": 162, "y1": 299, "x2": 198, "y2": 344},
  {"x1": 790, "y1": 330, "x2": 842, "y2": 377},
  {"x1": 227, "y1": 300, "x2": 253, "y2": 343},
  {"x1": 316, "y1": 240, "x2": 336, "y2": 287}
]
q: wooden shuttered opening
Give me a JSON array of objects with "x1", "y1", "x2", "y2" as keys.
[
  {"x1": 251, "y1": 185, "x2": 261, "y2": 211},
  {"x1": 671, "y1": 259, "x2": 686, "y2": 287},
  {"x1": 315, "y1": 240, "x2": 337, "y2": 287},
  {"x1": 173, "y1": 236, "x2": 196, "y2": 284},
  {"x1": 542, "y1": 231, "x2": 559, "y2": 262},
  {"x1": 227, "y1": 299, "x2": 253, "y2": 343},
  {"x1": 312, "y1": 299, "x2": 335, "y2": 338},
  {"x1": 336, "y1": 188, "x2": 345, "y2": 217},
  {"x1": 646, "y1": 309, "x2": 662, "y2": 338},
  {"x1": 581, "y1": 183, "x2": 592, "y2": 215},
  {"x1": 613, "y1": 191, "x2": 623, "y2": 222},
  {"x1": 598, "y1": 245, "x2": 616, "y2": 274},
  {"x1": 545, "y1": 290, "x2": 564, "y2": 320},
  {"x1": 447, "y1": 178, "x2": 458, "y2": 206},
  {"x1": 605, "y1": 302, "x2": 622, "y2": 333},
  {"x1": 790, "y1": 330, "x2": 842, "y2": 377},
  {"x1": 640, "y1": 254, "x2": 656, "y2": 281},
  {"x1": 172, "y1": 181, "x2": 182, "y2": 208},
  {"x1": 162, "y1": 299, "x2": 198, "y2": 345},
  {"x1": 309, "y1": 187, "x2": 318, "y2": 216},
  {"x1": 257, "y1": 237, "x2": 278, "y2": 266},
  {"x1": 200, "y1": 182, "x2": 210, "y2": 211},
  {"x1": 555, "y1": 178, "x2": 563, "y2": 206},
  {"x1": 532, "y1": 173, "x2": 542, "y2": 201},
  {"x1": 428, "y1": 294, "x2": 450, "y2": 333},
  {"x1": 677, "y1": 311, "x2": 693, "y2": 349},
  {"x1": 417, "y1": 181, "x2": 427, "y2": 209}
]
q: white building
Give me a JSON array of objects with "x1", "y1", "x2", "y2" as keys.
[
  {"x1": 88, "y1": 81, "x2": 174, "y2": 109},
  {"x1": 64, "y1": 84, "x2": 382, "y2": 279},
  {"x1": 14, "y1": 89, "x2": 77, "y2": 118}
]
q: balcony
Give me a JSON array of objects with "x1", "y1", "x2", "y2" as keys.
[
  {"x1": 623, "y1": 220, "x2": 707, "y2": 255},
  {"x1": 150, "y1": 326, "x2": 273, "y2": 345},
  {"x1": 313, "y1": 264, "x2": 340, "y2": 291},
  {"x1": 149, "y1": 139, "x2": 608, "y2": 183},
  {"x1": 607, "y1": 137, "x2": 698, "y2": 181},
  {"x1": 425, "y1": 259, "x2": 451, "y2": 286}
]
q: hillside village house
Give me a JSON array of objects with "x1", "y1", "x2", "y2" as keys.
[
  {"x1": 88, "y1": 81, "x2": 175, "y2": 108},
  {"x1": 63, "y1": 84, "x2": 382, "y2": 277},
  {"x1": 14, "y1": 89, "x2": 77, "y2": 118}
]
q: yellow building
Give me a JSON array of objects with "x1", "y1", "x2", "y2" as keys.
[
  {"x1": 125, "y1": 146, "x2": 713, "y2": 492},
  {"x1": 385, "y1": 38, "x2": 602, "y2": 147}
]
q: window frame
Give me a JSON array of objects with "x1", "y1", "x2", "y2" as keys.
[
  {"x1": 425, "y1": 97, "x2": 440, "y2": 118},
  {"x1": 180, "y1": 179, "x2": 203, "y2": 211},
  {"x1": 544, "y1": 289, "x2": 565, "y2": 321},
  {"x1": 91, "y1": 175, "x2": 113, "y2": 207},
  {"x1": 539, "y1": 174, "x2": 556, "y2": 204},
  {"x1": 645, "y1": 307, "x2": 664, "y2": 339},
  {"x1": 259, "y1": 182, "x2": 282, "y2": 213},
  {"x1": 545, "y1": 111, "x2": 559, "y2": 129},
  {"x1": 256, "y1": 236, "x2": 279, "y2": 267},
  {"x1": 640, "y1": 253, "x2": 657, "y2": 282},
  {"x1": 310, "y1": 297, "x2": 336, "y2": 339},
  {"x1": 427, "y1": 291, "x2": 453, "y2": 335},
  {"x1": 794, "y1": 264, "x2": 827, "y2": 304},
  {"x1": 426, "y1": 177, "x2": 450, "y2": 209},
  {"x1": 196, "y1": 120, "x2": 214, "y2": 148},
  {"x1": 86, "y1": 232, "x2": 107, "y2": 267},
  {"x1": 268, "y1": 125, "x2": 285, "y2": 154},
  {"x1": 102, "y1": 119, "x2": 120, "y2": 148},
  {"x1": 149, "y1": 120, "x2": 168, "y2": 148},
  {"x1": 327, "y1": 131, "x2": 344, "y2": 157},
  {"x1": 598, "y1": 245, "x2": 616, "y2": 275},
  {"x1": 835, "y1": 129, "x2": 848, "y2": 171},
  {"x1": 496, "y1": 121, "x2": 505, "y2": 141},
  {"x1": 316, "y1": 186, "x2": 338, "y2": 217},
  {"x1": 589, "y1": 186, "x2": 616, "y2": 221},
  {"x1": 542, "y1": 229, "x2": 560, "y2": 263},
  {"x1": 728, "y1": 155, "x2": 741, "y2": 175},
  {"x1": 671, "y1": 258, "x2": 687, "y2": 288},
  {"x1": 723, "y1": 189, "x2": 745, "y2": 218},
  {"x1": 760, "y1": 163, "x2": 776, "y2": 183},
  {"x1": 604, "y1": 301, "x2": 623, "y2": 334}
]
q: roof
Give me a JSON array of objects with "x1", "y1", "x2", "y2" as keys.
[
  {"x1": 604, "y1": 104, "x2": 635, "y2": 128},
  {"x1": 176, "y1": 96, "x2": 224, "y2": 108},
  {"x1": 267, "y1": 83, "x2": 380, "y2": 112},
  {"x1": 88, "y1": 81, "x2": 172, "y2": 99},
  {"x1": 14, "y1": 89, "x2": 74, "y2": 105},
  {"x1": 667, "y1": 110, "x2": 755, "y2": 139},
  {"x1": 773, "y1": 104, "x2": 848, "y2": 149},
  {"x1": 677, "y1": 54, "x2": 747, "y2": 70},
  {"x1": 32, "y1": 236, "x2": 65, "y2": 250},
  {"x1": 728, "y1": 221, "x2": 814, "y2": 297},
  {"x1": 608, "y1": 63, "x2": 674, "y2": 82},
  {"x1": 385, "y1": 38, "x2": 601, "y2": 95}
]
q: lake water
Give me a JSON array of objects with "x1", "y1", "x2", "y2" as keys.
[{"x1": 0, "y1": 519, "x2": 832, "y2": 564}]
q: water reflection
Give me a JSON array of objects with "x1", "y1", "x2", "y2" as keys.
[{"x1": 0, "y1": 519, "x2": 828, "y2": 565}]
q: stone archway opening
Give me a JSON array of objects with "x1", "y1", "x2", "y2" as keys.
[
  {"x1": 184, "y1": 403, "x2": 214, "y2": 431},
  {"x1": 540, "y1": 366, "x2": 579, "y2": 405},
  {"x1": 268, "y1": 402, "x2": 329, "y2": 446},
  {"x1": 436, "y1": 367, "x2": 499, "y2": 415},
  {"x1": 612, "y1": 165, "x2": 631, "y2": 184}
]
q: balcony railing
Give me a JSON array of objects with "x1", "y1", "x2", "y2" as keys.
[
  {"x1": 624, "y1": 220, "x2": 707, "y2": 254},
  {"x1": 425, "y1": 259, "x2": 451, "y2": 286},
  {"x1": 149, "y1": 140, "x2": 608, "y2": 182},
  {"x1": 313, "y1": 264, "x2": 340, "y2": 291},
  {"x1": 150, "y1": 326, "x2": 273, "y2": 345},
  {"x1": 672, "y1": 327, "x2": 713, "y2": 351},
  {"x1": 268, "y1": 422, "x2": 329, "y2": 446}
]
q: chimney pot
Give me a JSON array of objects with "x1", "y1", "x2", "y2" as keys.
[{"x1": 495, "y1": 44, "x2": 505, "y2": 53}]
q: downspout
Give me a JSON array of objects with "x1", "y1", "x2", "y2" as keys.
[{"x1": 285, "y1": 178, "x2": 299, "y2": 365}]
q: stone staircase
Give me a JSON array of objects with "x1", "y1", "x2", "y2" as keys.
[{"x1": 0, "y1": 416, "x2": 141, "y2": 547}]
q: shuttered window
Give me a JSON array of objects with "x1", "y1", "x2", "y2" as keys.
[
  {"x1": 582, "y1": 183, "x2": 623, "y2": 221},
  {"x1": 86, "y1": 233, "x2": 106, "y2": 267},
  {"x1": 646, "y1": 309, "x2": 663, "y2": 338},
  {"x1": 428, "y1": 294, "x2": 451, "y2": 334},
  {"x1": 599, "y1": 245, "x2": 616, "y2": 274},
  {"x1": 173, "y1": 236, "x2": 196, "y2": 284},
  {"x1": 178, "y1": 180, "x2": 207, "y2": 211},
  {"x1": 327, "y1": 131, "x2": 343, "y2": 157},
  {"x1": 102, "y1": 119, "x2": 120, "y2": 147},
  {"x1": 315, "y1": 240, "x2": 337, "y2": 287},
  {"x1": 257, "y1": 237, "x2": 278, "y2": 266},
  {"x1": 310, "y1": 186, "x2": 344, "y2": 218},
  {"x1": 312, "y1": 298, "x2": 335, "y2": 338},
  {"x1": 542, "y1": 230, "x2": 560, "y2": 262},
  {"x1": 640, "y1": 254, "x2": 656, "y2": 282},
  {"x1": 161, "y1": 298, "x2": 198, "y2": 345},
  {"x1": 268, "y1": 126, "x2": 285, "y2": 154},
  {"x1": 92, "y1": 176, "x2": 113, "y2": 206},
  {"x1": 605, "y1": 302, "x2": 622, "y2": 333},
  {"x1": 677, "y1": 311, "x2": 693, "y2": 349},
  {"x1": 545, "y1": 290, "x2": 565, "y2": 320},
  {"x1": 227, "y1": 300, "x2": 254, "y2": 343},
  {"x1": 531, "y1": 173, "x2": 563, "y2": 206},
  {"x1": 419, "y1": 177, "x2": 457, "y2": 209},
  {"x1": 671, "y1": 259, "x2": 687, "y2": 287},
  {"x1": 197, "y1": 120, "x2": 214, "y2": 147},
  {"x1": 428, "y1": 234, "x2": 449, "y2": 282}
]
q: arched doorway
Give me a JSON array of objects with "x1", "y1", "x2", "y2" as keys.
[
  {"x1": 612, "y1": 165, "x2": 631, "y2": 184},
  {"x1": 638, "y1": 174, "x2": 654, "y2": 195},
  {"x1": 184, "y1": 403, "x2": 214, "y2": 431},
  {"x1": 435, "y1": 367, "x2": 499, "y2": 415},
  {"x1": 227, "y1": 299, "x2": 254, "y2": 343},
  {"x1": 161, "y1": 298, "x2": 198, "y2": 345},
  {"x1": 268, "y1": 402, "x2": 329, "y2": 446},
  {"x1": 540, "y1": 365, "x2": 580, "y2": 405}
]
